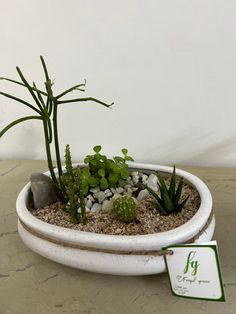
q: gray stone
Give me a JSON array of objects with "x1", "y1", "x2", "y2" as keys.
[
  {"x1": 91, "y1": 203, "x2": 102, "y2": 212},
  {"x1": 104, "y1": 189, "x2": 112, "y2": 198},
  {"x1": 30, "y1": 173, "x2": 58, "y2": 209},
  {"x1": 147, "y1": 174, "x2": 158, "y2": 191},
  {"x1": 142, "y1": 174, "x2": 148, "y2": 184},
  {"x1": 86, "y1": 199, "x2": 93, "y2": 209},
  {"x1": 112, "y1": 193, "x2": 122, "y2": 201},
  {"x1": 127, "y1": 188, "x2": 133, "y2": 195},
  {"x1": 98, "y1": 191, "x2": 106, "y2": 204},
  {"x1": 132, "y1": 176, "x2": 139, "y2": 184},
  {"x1": 87, "y1": 195, "x2": 95, "y2": 202},
  {"x1": 102, "y1": 200, "x2": 113, "y2": 211},
  {"x1": 89, "y1": 187, "x2": 100, "y2": 193},
  {"x1": 124, "y1": 184, "x2": 132, "y2": 190},
  {"x1": 137, "y1": 189, "x2": 150, "y2": 202},
  {"x1": 116, "y1": 187, "x2": 124, "y2": 194},
  {"x1": 147, "y1": 173, "x2": 158, "y2": 186},
  {"x1": 111, "y1": 188, "x2": 116, "y2": 194},
  {"x1": 93, "y1": 192, "x2": 99, "y2": 199}
]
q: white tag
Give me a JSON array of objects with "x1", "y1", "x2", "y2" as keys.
[{"x1": 163, "y1": 241, "x2": 225, "y2": 301}]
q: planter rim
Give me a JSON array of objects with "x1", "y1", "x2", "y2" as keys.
[{"x1": 16, "y1": 163, "x2": 212, "y2": 251}]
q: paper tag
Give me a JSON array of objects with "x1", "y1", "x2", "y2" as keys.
[{"x1": 163, "y1": 241, "x2": 225, "y2": 301}]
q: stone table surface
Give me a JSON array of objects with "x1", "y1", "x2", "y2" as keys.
[{"x1": 0, "y1": 160, "x2": 235, "y2": 314}]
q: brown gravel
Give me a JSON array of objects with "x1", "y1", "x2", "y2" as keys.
[{"x1": 31, "y1": 181, "x2": 200, "y2": 236}]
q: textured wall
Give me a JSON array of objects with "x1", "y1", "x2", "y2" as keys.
[{"x1": 1, "y1": 0, "x2": 236, "y2": 166}]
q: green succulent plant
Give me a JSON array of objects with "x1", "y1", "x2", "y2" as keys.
[
  {"x1": 0, "y1": 56, "x2": 113, "y2": 203},
  {"x1": 84, "y1": 145, "x2": 134, "y2": 190},
  {"x1": 146, "y1": 166, "x2": 189, "y2": 215},
  {"x1": 61, "y1": 144, "x2": 87, "y2": 224},
  {"x1": 113, "y1": 196, "x2": 137, "y2": 223}
]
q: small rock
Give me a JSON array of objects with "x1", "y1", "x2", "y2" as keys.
[
  {"x1": 147, "y1": 174, "x2": 158, "y2": 186},
  {"x1": 30, "y1": 173, "x2": 58, "y2": 209},
  {"x1": 116, "y1": 187, "x2": 124, "y2": 194},
  {"x1": 93, "y1": 192, "x2": 99, "y2": 199},
  {"x1": 104, "y1": 189, "x2": 112, "y2": 198},
  {"x1": 86, "y1": 199, "x2": 93, "y2": 209},
  {"x1": 87, "y1": 195, "x2": 95, "y2": 202},
  {"x1": 98, "y1": 191, "x2": 106, "y2": 204},
  {"x1": 111, "y1": 188, "x2": 116, "y2": 194},
  {"x1": 89, "y1": 187, "x2": 100, "y2": 193},
  {"x1": 127, "y1": 188, "x2": 133, "y2": 195},
  {"x1": 147, "y1": 174, "x2": 158, "y2": 192},
  {"x1": 137, "y1": 189, "x2": 150, "y2": 202},
  {"x1": 115, "y1": 228, "x2": 122, "y2": 234},
  {"x1": 127, "y1": 177, "x2": 133, "y2": 184},
  {"x1": 124, "y1": 184, "x2": 132, "y2": 190},
  {"x1": 91, "y1": 203, "x2": 102, "y2": 212},
  {"x1": 112, "y1": 193, "x2": 122, "y2": 201},
  {"x1": 131, "y1": 171, "x2": 138, "y2": 176},
  {"x1": 142, "y1": 174, "x2": 148, "y2": 184},
  {"x1": 102, "y1": 200, "x2": 113, "y2": 211},
  {"x1": 132, "y1": 176, "x2": 139, "y2": 184}
]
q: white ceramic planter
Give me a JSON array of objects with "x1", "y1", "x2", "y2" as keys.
[{"x1": 16, "y1": 163, "x2": 215, "y2": 276}]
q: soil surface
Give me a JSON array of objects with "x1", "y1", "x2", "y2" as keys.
[{"x1": 31, "y1": 181, "x2": 200, "y2": 235}]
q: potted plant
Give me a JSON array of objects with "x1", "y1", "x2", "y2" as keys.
[{"x1": 0, "y1": 57, "x2": 214, "y2": 276}]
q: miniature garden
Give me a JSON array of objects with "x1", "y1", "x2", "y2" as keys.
[{"x1": 0, "y1": 57, "x2": 201, "y2": 236}]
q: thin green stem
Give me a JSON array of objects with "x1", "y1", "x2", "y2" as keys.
[
  {"x1": 0, "y1": 77, "x2": 48, "y2": 96},
  {"x1": 42, "y1": 119, "x2": 58, "y2": 188},
  {"x1": 57, "y1": 97, "x2": 114, "y2": 108},
  {"x1": 16, "y1": 67, "x2": 44, "y2": 112},
  {"x1": 33, "y1": 82, "x2": 46, "y2": 110},
  {"x1": 0, "y1": 92, "x2": 42, "y2": 115},
  {"x1": 53, "y1": 101, "x2": 63, "y2": 183},
  {"x1": 0, "y1": 116, "x2": 42, "y2": 138},
  {"x1": 55, "y1": 80, "x2": 86, "y2": 99}
]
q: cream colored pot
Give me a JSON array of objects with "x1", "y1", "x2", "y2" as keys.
[{"x1": 16, "y1": 163, "x2": 215, "y2": 276}]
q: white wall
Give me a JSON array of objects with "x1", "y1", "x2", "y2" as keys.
[{"x1": 1, "y1": 0, "x2": 236, "y2": 167}]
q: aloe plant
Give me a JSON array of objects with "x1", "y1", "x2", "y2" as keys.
[
  {"x1": 0, "y1": 56, "x2": 113, "y2": 201},
  {"x1": 146, "y1": 166, "x2": 189, "y2": 215}
]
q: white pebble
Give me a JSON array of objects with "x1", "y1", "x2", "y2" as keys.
[
  {"x1": 147, "y1": 174, "x2": 158, "y2": 186},
  {"x1": 111, "y1": 188, "x2": 116, "y2": 194},
  {"x1": 89, "y1": 187, "x2": 100, "y2": 193},
  {"x1": 104, "y1": 189, "x2": 112, "y2": 197},
  {"x1": 87, "y1": 194, "x2": 95, "y2": 202},
  {"x1": 137, "y1": 189, "x2": 150, "y2": 202},
  {"x1": 91, "y1": 203, "x2": 102, "y2": 212},
  {"x1": 132, "y1": 176, "x2": 139, "y2": 184},
  {"x1": 98, "y1": 191, "x2": 106, "y2": 204},
  {"x1": 142, "y1": 174, "x2": 148, "y2": 184},
  {"x1": 124, "y1": 184, "x2": 132, "y2": 190},
  {"x1": 112, "y1": 193, "x2": 122, "y2": 201},
  {"x1": 102, "y1": 200, "x2": 113, "y2": 212},
  {"x1": 93, "y1": 192, "x2": 99, "y2": 199},
  {"x1": 116, "y1": 187, "x2": 124, "y2": 194},
  {"x1": 86, "y1": 199, "x2": 93, "y2": 209}
]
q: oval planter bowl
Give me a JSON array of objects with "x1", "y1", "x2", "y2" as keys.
[{"x1": 16, "y1": 163, "x2": 215, "y2": 276}]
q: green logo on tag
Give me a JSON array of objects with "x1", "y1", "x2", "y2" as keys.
[{"x1": 184, "y1": 251, "x2": 200, "y2": 276}]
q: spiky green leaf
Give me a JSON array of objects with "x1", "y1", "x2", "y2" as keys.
[{"x1": 168, "y1": 165, "x2": 176, "y2": 199}]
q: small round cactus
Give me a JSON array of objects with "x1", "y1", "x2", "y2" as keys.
[{"x1": 113, "y1": 196, "x2": 137, "y2": 223}]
